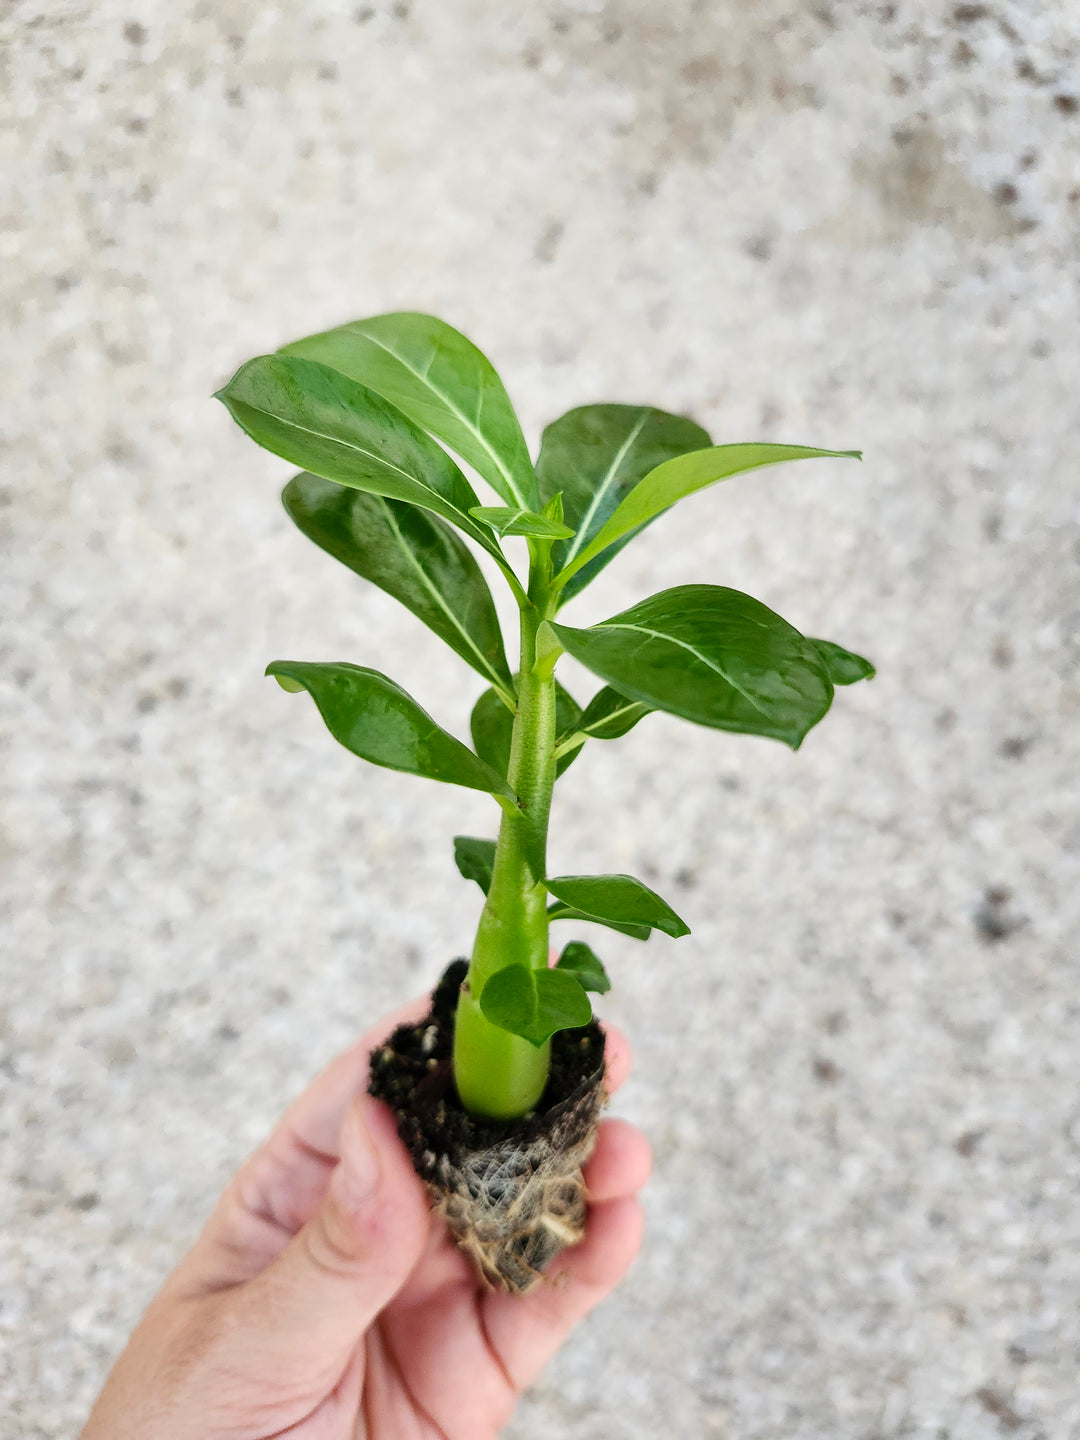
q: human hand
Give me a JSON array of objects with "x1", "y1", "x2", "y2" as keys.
[{"x1": 80, "y1": 996, "x2": 651, "y2": 1439}]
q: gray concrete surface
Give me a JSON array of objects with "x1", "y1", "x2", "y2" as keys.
[{"x1": 3, "y1": 1, "x2": 1079, "y2": 1435}]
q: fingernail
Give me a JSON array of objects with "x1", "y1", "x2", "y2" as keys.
[{"x1": 336, "y1": 1096, "x2": 382, "y2": 1208}]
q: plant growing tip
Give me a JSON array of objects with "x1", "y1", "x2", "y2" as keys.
[{"x1": 219, "y1": 311, "x2": 874, "y2": 1271}]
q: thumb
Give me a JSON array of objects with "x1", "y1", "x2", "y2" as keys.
[{"x1": 233, "y1": 1094, "x2": 432, "y2": 1377}]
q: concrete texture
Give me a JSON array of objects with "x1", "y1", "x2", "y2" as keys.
[{"x1": 2, "y1": 1, "x2": 1079, "y2": 1435}]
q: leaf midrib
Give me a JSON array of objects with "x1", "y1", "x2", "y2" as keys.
[
  {"x1": 235, "y1": 394, "x2": 452, "y2": 497},
  {"x1": 584, "y1": 698, "x2": 647, "y2": 735},
  {"x1": 560, "y1": 408, "x2": 650, "y2": 567},
  {"x1": 231, "y1": 393, "x2": 492, "y2": 553},
  {"x1": 378, "y1": 498, "x2": 509, "y2": 697},
  {"x1": 355, "y1": 328, "x2": 530, "y2": 509},
  {"x1": 597, "y1": 619, "x2": 772, "y2": 719}
]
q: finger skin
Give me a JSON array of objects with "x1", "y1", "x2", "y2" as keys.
[
  {"x1": 80, "y1": 987, "x2": 647, "y2": 1440},
  {"x1": 481, "y1": 1194, "x2": 646, "y2": 1393},
  {"x1": 221, "y1": 1095, "x2": 431, "y2": 1391},
  {"x1": 599, "y1": 1020, "x2": 632, "y2": 1095},
  {"x1": 176, "y1": 996, "x2": 432, "y2": 1290},
  {"x1": 583, "y1": 1118, "x2": 652, "y2": 1202}
]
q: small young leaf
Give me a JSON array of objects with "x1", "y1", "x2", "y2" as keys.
[
  {"x1": 283, "y1": 474, "x2": 513, "y2": 694},
  {"x1": 809, "y1": 638, "x2": 876, "y2": 686},
  {"x1": 541, "y1": 491, "x2": 565, "y2": 525},
  {"x1": 555, "y1": 941, "x2": 611, "y2": 995},
  {"x1": 546, "y1": 873, "x2": 690, "y2": 938},
  {"x1": 265, "y1": 660, "x2": 517, "y2": 799},
  {"x1": 537, "y1": 404, "x2": 712, "y2": 603},
  {"x1": 547, "y1": 903, "x2": 652, "y2": 941},
  {"x1": 552, "y1": 443, "x2": 861, "y2": 594},
  {"x1": 470, "y1": 687, "x2": 514, "y2": 777},
  {"x1": 552, "y1": 584, "x2": 834, "y2": 750},
  {"x1": 479, "y1": 965, "x2": 593, "y2": 1048},
  {"x1": 280, "y1": 312, "x2": 539, "y2": 509},
  {"x1": 469, "y1": 506, "x2": 575, "y2": 541},
  {"x1": 454, "y1": 836, "x2": 496, "y2": 894},
  {"x1": 216, "y1": 355, "x2": 507, "y2": 564},
  {"x1": 577, "y1": 686, "x2": 652, "y2": 741}
]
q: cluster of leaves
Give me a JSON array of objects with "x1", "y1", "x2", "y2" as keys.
[{"x1": 216, "y1": 313, "x2": 872, "y2": 1048}]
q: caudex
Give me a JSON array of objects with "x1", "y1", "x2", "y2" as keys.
[{"x1": 216, "y1": 312, "x2": 873, "y2": 1124}]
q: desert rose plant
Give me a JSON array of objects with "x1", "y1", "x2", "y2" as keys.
[{"x1": 215, "y1": 313, "x2": 873, "y2": 1290}]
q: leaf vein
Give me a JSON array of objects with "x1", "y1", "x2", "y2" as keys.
[
  {"x1": 561, "y1": 408, "x2": 650, "y2": 566},
  {"x1": 357, "y1": 332, "x2": 529, "y2": 508},
  {"x1": 597, "y1": 620, "x2": 771, "y2": 718},
  {"x1": 377, "y1": 498, "x2": 510, "y2": 698}
]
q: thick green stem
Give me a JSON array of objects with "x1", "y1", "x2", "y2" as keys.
[{"x1": 454, "y1": 599, "x2": 558, "y2": 1119}]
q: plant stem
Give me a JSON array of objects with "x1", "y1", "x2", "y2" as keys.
[{"x1": 454, "y1": 594, "x2": 558, "y2": 1120}]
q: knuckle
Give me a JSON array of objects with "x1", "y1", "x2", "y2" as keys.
[{"x1": 302, "y1": 1196, "x2": 368, "y2": 1279}]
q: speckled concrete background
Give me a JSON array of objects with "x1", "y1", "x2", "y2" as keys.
[{"x1": 3, "y1": 2, "x2": 1079, "y2": 1436}]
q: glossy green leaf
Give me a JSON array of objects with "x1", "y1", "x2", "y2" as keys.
[
  {"x1": 546, "y1": 873, "x2": 690, "y2": 938},
  {"x1": 541, "y1": 492, "x2": 565, "y2": 524},
  {"x1": 280, "y1": 312, "x2": 539, "y2": 509},
  {"x1": 454, "y1": 835, "x2": 496, "y2": 895},
  {"x1": 554, "y1": 680, "x2": 583, "y2": 779},
  {"x1": 554, "y1": 685, "x2": 652, "y2": 768},
  {"x1": 479, "y1": 964, "x2": 592, "y2": 1048},
  {"x1": 577, "y1": 686, "x2": 652, "y2": 740},
  {"x1": 552, "y1": 584, "x2": 834, "y2": 750},
  {"x1": 470, "y1": 687, "x2": 514, "y2": 778},
  {"x1": 810, "y1": 638, "x2": 876, "y2": 686},
  {"x1": 265, "y1": 660, "x2": 517, "y2": 799},
  {"x1": 546, "y1": 903, "x2": 652, "y2": 941},
  {"x1": 469, "y1": 506, "x2": 574, "y2": 540},
  {"x1": 555, "y1": 941, "x2": 611, "y2": 995},
  {"x1": 552, "y1": 442, "x2": 861, "y2": 593},
  {"x1": 283, "y1": 473, "x2": 512, "y2": 695},
  {"x1": 216, "y1": 355, "x2": 507, "y2": 563},
  {"x1": 554, "y1": 680, "x2": 583, "y2": 735},
  {"x1": 537, "y1": 404, "x2": 712, "y2": 603}
]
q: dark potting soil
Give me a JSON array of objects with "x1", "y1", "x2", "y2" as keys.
[{"x1": 368, "y1": 959, "x2": 606, "y2": 1183}]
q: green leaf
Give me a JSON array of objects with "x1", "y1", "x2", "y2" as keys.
[
  {"x1": 537, "y1": 404, "x2": 712, "y2": 603},
  {"x1": 810, "y1": 638, "x2": 876, "y2": 686},
  {"x1": 216, "y1": 354, "x2": 507, "y2": 564},
  {"x1": 454, "y1": 835, "x2": 496, "y2": 895},
  {"x1": 554, "y1": 685, "x2": 651, "y2": 768},
  {"x1": 541, "y1": 492, "x2": 565, "y2": 524},
  {"x1": 546, "y1": 903, "x2": 652, "y2": 941},
  {"x1": 283, "y1": 473, "x2": 512, "y2": 695},
  {"x1": 554, "y1": 680, "x2": 583, "y2": 779},
  {"x1": 469, "y1": 506, "x2": 574, "y2": 540},
  {"x1": 546, "y1": 873, "x2": 690, "y2": 938},
  {"x1": 280, "y1": 312, "x2": 539, "y2": 509},
  {"x1": 470, "y1": 687, "x2": 514, "y2": 777},
  {"x1": 552, "y1": 442, "x2": 862, "y2": 594},
  {"x1": 265, "y1": 660, "x2": 517, "y2": 799},
  {"x1": 577, "y1": 686, "x2": 652, "y2": 741},
  {"x1": 552, "y1": 584, "x2": 834, "y2": 750},
  {"x1": 479, "y1": 964, "x2": 593, "y2": 1048},
  {"x1": 555, "y1": 941, "x2": 611, "y2": 995}
]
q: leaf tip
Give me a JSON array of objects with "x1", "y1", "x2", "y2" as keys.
[{"x1": 265, "y1": 663, "x2": 306, "y2": 693}]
